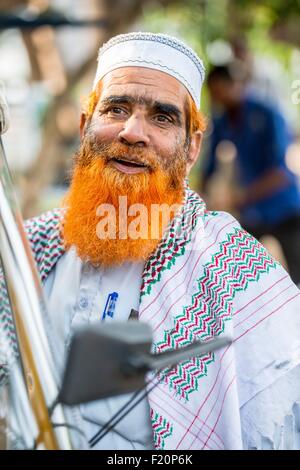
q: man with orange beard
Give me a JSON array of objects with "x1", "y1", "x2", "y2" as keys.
[{"x1": 1, "y1": 32, "x2": 300, "y2": 450}]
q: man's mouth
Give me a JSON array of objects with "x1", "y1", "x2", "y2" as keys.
[{"x1": 110, "y1": 157, "x2": 149, "y2": 174}]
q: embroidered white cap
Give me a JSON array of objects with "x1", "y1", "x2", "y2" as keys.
[{"x1": 93, "y1": 32, "x2": 205, "y2": 109}]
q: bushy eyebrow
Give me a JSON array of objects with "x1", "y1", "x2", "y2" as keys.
[{"x1": 100, "y1": 94, "x2": 183, "y2": 126}]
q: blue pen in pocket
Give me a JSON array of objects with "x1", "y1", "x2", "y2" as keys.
[{"x1": 102, "y1": 292, "x2": 118, "y2": 320}]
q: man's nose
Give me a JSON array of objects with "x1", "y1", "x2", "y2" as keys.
[{"x1": 118, "y1": 114, "x2": 150, "y2": 147}]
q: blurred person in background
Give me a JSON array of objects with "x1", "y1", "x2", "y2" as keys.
[
  {"x1": 204, "y1": 64, "x2": 300, "y2": 285},
  {"x1": 1, "y1": 33, "x2": 300, "y2": 451}
]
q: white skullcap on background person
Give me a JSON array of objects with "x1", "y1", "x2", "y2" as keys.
[{"x1": 93, "y1": 32, "x2": 205, "y2": 109}]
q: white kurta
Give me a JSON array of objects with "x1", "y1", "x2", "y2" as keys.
[{"x1": 43, "y1": 247, "x2": 154, "y2": 450}]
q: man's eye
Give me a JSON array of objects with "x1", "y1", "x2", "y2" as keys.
[
  {"x1": 155, "y1": 114, "x2": 172, "y2": 123},
  {"x1": 109, "y1": 107, "x2": 125, "y2": 115}
]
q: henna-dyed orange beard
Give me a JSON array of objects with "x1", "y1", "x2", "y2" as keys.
[{"x1": 62, "y1": 135, "x2": 186, "y2": 267}]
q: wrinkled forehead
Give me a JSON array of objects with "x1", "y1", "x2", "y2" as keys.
[{"x1": 98, "y1": 66, "x2": 189, "y2": 110}]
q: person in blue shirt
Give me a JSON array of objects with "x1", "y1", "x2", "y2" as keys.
[{"x1": 204, "y1": 65, "x2": 300, "y2": 285}]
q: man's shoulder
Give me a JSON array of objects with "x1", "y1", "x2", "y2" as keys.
[
  {"x1": 201, "y1": 209, "x2": 272, "y2": 255},
  {"x1": 200, "y1": 210, "x2": 282, "y2": 283},
  {"x1": 24, "y1": 208, "x2": 65, "y2": 281},
  {"x1": 201, "y1": 209, "x2": 244, "y2": 252},
  {"x1": 24, "y1": 207, "x2": 64, "y2": 239},
  {"x1": 203, "y1": 209, "x2": 241, "y2": 229}
]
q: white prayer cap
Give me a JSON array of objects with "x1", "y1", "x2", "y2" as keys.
[{"x1": 93, "y1": 32, "x2": 205, "y2": 109}]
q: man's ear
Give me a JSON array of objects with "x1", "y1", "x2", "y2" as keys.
[
  {"x1": 79, "y1": 112, "x2": 87, "y2": 140},
  {"x1": 186, "y1": 131, "x2": 203, "y2": 174}
]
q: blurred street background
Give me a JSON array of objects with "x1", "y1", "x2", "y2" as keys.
[{"x1": 1, "y1": 0, "x2": 300, "y2": 273}]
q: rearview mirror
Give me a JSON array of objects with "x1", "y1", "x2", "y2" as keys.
[
  {"x1": 58, "y1": 321, "x2": 152, "y2": 406},
  {"x1": 58, "y1": 321, "x2": 231, "y2": 407}
]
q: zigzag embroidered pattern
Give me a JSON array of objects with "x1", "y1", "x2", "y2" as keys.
[
  {"x1": 141, "y1": 189, "x2": 205, "y2": 297},
  {"x1": 150, "y1": 410, "x2": 173, "y2": 449},
  {"x1": 24, "y1": 208, "x2": 65, "y2": 283},
  {"x1": 154, "y1": 227, "x2": 278, "y2": 401},
  {"x1": 0, "y1": 364, "x2": 8, "y2": 385},
  {"x1": 0, "y1": 275, "x2": 17, "y2": 358}
]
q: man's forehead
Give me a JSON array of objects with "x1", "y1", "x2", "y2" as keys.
[{"x1": 99, "y1": 67, "x2": 188, "y2": 107}]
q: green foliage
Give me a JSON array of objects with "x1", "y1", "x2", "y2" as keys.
[
  {"x1": 141, "y1": 0, "x2": 300, "y2": 49},
  {"x1": 139, "y1": 0, "x2": 228, "y2": 64},
  {"x1": 234, "y1": 0, "x2": 300, "y2": 19}
]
